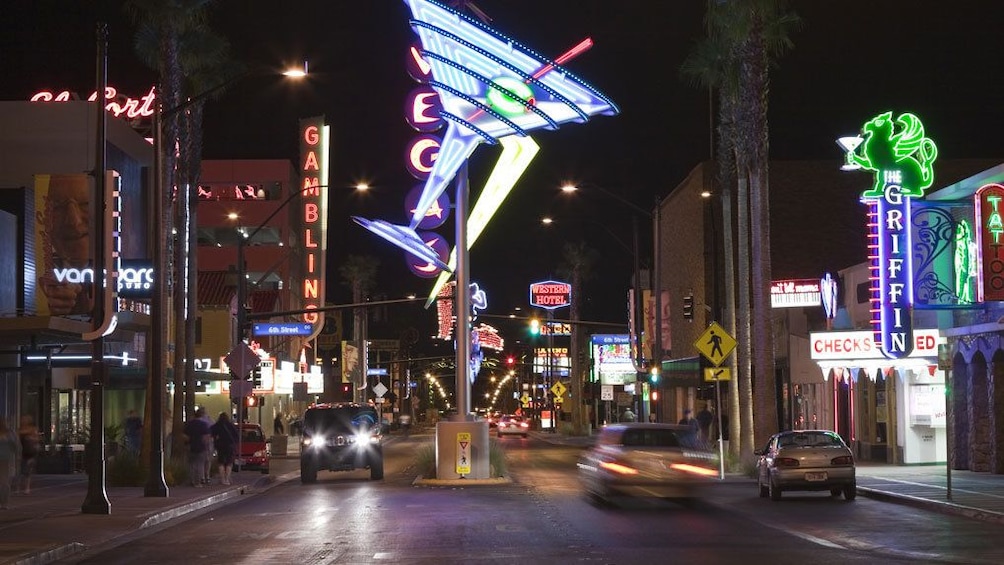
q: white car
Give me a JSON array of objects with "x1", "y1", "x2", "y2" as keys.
[
  {"x1": 577, "y1": 423, "x2": 718, "y2": 505},
  {"x1": 496, "y1": 415, "x2": 529, "y2": 438},
  {"x1": 755, "y1": 430, "x2": 856, "y2": 501}
]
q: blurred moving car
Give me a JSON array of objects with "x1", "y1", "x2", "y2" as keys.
[
  {"x1": 755, "y1": 429, "x2": 856, "y2": 501},
  {"x1": 238, "y1": 423, "x2": 270, "y2": 474},
  {"x1": 577, "y1": 423, "x2": 717, "y2": 505},
  {"x1": 300, "y1": 403, "x2": 384, "y2": 483},
  {"x1": 496, "y1": 415, "x2": 529, "y2": 438}
]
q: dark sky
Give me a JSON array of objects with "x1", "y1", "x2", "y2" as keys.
[{"x1": 5, "y1": 0, "x2": 1004, "y2": 333}]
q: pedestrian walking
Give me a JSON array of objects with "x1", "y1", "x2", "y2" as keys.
[
  {"x1": 621, "y1": 408, "x2": 636, "y2": 422},
  {"x1": 678, "y1": 409, "x2": 699, "y2": 435},
  {"x1": 273, "y1": 413, "x2": 285, "y2": 436},
  {"x1": 0, "y1": 419, "x2": 17, "y2": 509},
  {"x1": 399, "y1": 414, "x2": 412, "y2": 438},
  {"x1": 199, "y1": 408, "x2": 213, "y2": 484},
  {"x1": 696, "y1": 402, "x2": 714, "y2": 444},
  {"x1": 123, "y1": 409, "x2": 143, "y2": 454},
  {"x1": 211, "y1": 412, "x2": 239, "y2": 485},
  {"x1": 17, "y1": 415, "x2": 40, "y2": 495},
  {"x1": 183, "y1": 409, "x2": 211, "y2": 487}
]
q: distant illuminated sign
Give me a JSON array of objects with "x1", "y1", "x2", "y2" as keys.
[
  {"x1": 590, "y1": 334, "x2": 635, "y2": 386},
  {"x1": 529, "y1": 280, "x2": 571, "y2": 310},
  {"x1": 770, "y1": 278, "x2": 822, "y2": 308}
]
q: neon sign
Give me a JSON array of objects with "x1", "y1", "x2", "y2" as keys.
[
  {"x1": 845, "y1": 111, "x2": 937, "y2": 359},
  {"x1": 299, "y1": 117, "x2": 330, "y2": 332},
  {"x1": 530, "y1": 280, "x2": 572, "y2": 309},
  {"x1": 976, "y1": 183, "x2": 1004, "y2": 301},
  {"x1": 954, "y1": 219, "x2": 976, "y2": 303},
  {"x1": 31, "y1": 86, "x2": 157, "y2": 120},
  {"x1": 353, "y1": 0, "x2": 617, "y2": 274}
]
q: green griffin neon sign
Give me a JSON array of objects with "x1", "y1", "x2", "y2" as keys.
[{"x1": 846, "y1": 111, "x2": 939, "y2": 199}]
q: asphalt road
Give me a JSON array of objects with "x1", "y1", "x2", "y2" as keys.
[{"x1": 63, "y1": 434, "x2": 1004, "y2": 565}]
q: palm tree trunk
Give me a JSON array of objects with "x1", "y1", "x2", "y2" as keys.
[{"x1": 736, "y1": 169, "x2": 755, "y2": 464}]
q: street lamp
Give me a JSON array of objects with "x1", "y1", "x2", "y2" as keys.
[
  {"x1": 559, "y1": 182, "x2": 662, "y2": 424},
  {"x1": 145, "y1": 63, "x2": 305, "y2": 498}
]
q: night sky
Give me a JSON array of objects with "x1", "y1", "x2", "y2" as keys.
[{"x1": 4, "y1": 0, "x2": 1004, "y2": 334}]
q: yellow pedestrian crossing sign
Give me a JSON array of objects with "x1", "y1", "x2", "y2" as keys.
[
  {"x1": 520, "y1": 393, "x2": 531, "y2": 408},
  {"x1": 550, "y1": 381, "x2": 567, "y2": 400},
  {"x1": 694, "y1": 321, "x2": 736, "y2": 367}
]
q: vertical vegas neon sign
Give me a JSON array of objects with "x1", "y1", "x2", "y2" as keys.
[
  {"x1": 844, "y1": 111, "x2": 938, "y2": 359},
  {"x1": 976, "y1": 183, "x2": 1004, "y2": 302},
  {"x1": 299, "y1": 117, "x2": 330, "y2": 329}
]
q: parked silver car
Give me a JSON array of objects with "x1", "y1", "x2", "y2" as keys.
[
  {"x1": 577, "y1": 423, "x2": 718, "y2": 505},
  {"x1": 756, "y1": 430, "x2": 856, "y2": 501}
]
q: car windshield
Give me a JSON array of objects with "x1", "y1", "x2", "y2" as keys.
[
  {"x1": 304, "y1": 406, "x2": 379, "y2": 435},
  {"x1": 242, "y1": 428, "x2": 264, "y2": 442},
  {"x1": 779, "y1": 432, "x2": 845, "y2": 448},
  {"x1": 620, "y1": 428, "x2": 698, "y2": 448}
]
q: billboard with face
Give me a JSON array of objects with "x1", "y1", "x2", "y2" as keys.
[{"x1": 34, "y1": 173, "x2": 95, "y2": 318}]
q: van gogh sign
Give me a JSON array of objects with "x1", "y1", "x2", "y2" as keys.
[{"x1": 843, "y1": 111, "x2": 937, "y2": 359}]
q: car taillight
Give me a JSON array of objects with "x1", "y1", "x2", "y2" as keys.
[
  {"x1": 775, "y1": 457, "x2": 800, "y2": 467},
  {"x1": 831, "y1": 455, "x2": 853, "y2": 466},
  {"x1": 599, "y1": 460, "x2": 639, "y2": 475},
  {"x1": 669, "y1": 463, "x2": 718, "y2": 477}
]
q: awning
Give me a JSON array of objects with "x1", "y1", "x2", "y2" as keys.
[{"x1": 659, "y1": 356, "x2": 702, "y2": 386}]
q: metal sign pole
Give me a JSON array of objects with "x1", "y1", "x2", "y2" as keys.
[{"x1": 715, "y1": 375, "x2": 724, "y2": 480}]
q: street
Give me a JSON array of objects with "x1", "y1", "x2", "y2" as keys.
[{"x1": 65, "y1": 434, "x2": 1004, "y2": 565}]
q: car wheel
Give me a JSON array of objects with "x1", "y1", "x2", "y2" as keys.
[
  {"x1": 830, "y1": 487, "x2": 842, "y2": 497},
  {"x1": 758, "y1": 477, "x2": 769, "y2": 498},
  {"x1": 370, "y1": 455, "x2": 385, "y2": 480},
  {"x1": 301, "y1": 461, "x2": 317, "y2": 484},
  {"x1": 769, "y1": 477, "x2": 782, "y2": 501},
  {"x1": 843, "y1": 484, "x2": 857, "y2": 501}
]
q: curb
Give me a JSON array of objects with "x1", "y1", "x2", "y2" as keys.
[
  {"x1": 411, "y1": 476, "x2": 512, "y2": 487},
  {"x1": 13, "y1": 474, "x2": 288, "y2": 565},
  {"x1": 857, "y1": 486, "x2": 1004, "y2": 525}
]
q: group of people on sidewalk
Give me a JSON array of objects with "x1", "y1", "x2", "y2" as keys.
[
  {"x1": 1, "y1": 415, "x2": 41, "y2": 509},
  {"x1": 183, "y1": 409, "x2": 240, "y2": 487}
]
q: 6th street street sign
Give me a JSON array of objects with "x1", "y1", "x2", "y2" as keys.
[{"x1": 694, "y1": 321, "x2": 737, "y2": 367}]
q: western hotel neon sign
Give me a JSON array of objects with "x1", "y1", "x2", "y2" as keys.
[
  {"x1": 843, "y1": 111, "x2": 938, "y2": 359},
  {"x1": 299, "y1": 117, "x2": 330, "y2": 327}
]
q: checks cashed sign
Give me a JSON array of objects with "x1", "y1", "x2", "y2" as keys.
[{"x1": 809, "y1": 329, "x2": 940, "y2": 360}]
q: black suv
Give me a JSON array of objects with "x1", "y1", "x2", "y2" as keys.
[{"x1": 300, "y1": 403, "x2": 384, "y2": 483}]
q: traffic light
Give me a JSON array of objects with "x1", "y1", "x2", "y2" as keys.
[
  {"x1": 340, "y1": 382, "x2": 352, "y2": 401},
  {"x1": 683, "y1": 293, "x2": 694, "y2": 321},
  {"x1": 529, "y1": 318, "x2": 540, "y2": 336},
  {"x1": 506, "y1": 355, "x2": 515, "y2": 367},
  {"x1": 245, "y1": 395, "x2": 260, "y2": 408},
  {"x1": 650, "y1": 366, "x2": 660, "y2": 384}
]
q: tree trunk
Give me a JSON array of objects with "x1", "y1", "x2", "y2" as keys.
[{"x1": 736, "y1": 171, "x2": 755, "y2": 464}]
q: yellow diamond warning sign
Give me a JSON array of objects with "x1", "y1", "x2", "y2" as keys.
[{"x1": 694, "y1": 321, "x2": 736, "y2": 367}]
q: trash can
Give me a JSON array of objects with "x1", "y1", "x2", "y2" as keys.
[{"x1": 270, "y1": 434, "x2": 288, "y2": 457}]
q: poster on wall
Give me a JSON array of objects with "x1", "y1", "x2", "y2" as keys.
[{"x1": 33, "y1": 173, "x2": 95, "y2": 319}]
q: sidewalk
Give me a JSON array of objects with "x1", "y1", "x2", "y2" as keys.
[
  {"x1": 0, "y1": 454, "x2": 298, "y2": 565},
  {"x1": 531, "y1": 430, "x2": 1004, "y2": 524}
]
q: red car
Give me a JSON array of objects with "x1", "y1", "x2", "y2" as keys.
[{"x1": 238, "y1": 423, "x2": 270, "y2": 474}]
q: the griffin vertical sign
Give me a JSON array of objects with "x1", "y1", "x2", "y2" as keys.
[
  {"x1": 529, "y1": 280, "x2": 571, "y2": 310},
  {"x1": 300, "y1": 116, "x2": 330, "y2": 341},
  {"x1": 843, "y1": 111, "x2": 937, "y2": 360},
  {"x1": 976, "y1": 183, "x2": 1004, "y2": 302}
]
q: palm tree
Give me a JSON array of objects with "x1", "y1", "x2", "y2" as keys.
[
  {"x1": 682, "y1": 0, "x2": 800, "y2": 462},
  {"x1": 125, "y1": 0, "x2": 217, "y2": 462},
  {"x1": 340, "y1": 256, "x2": 380, "y2": 400},
  {"x1": 557, "y1": 241, "x2": 599, "y2": 435}
]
